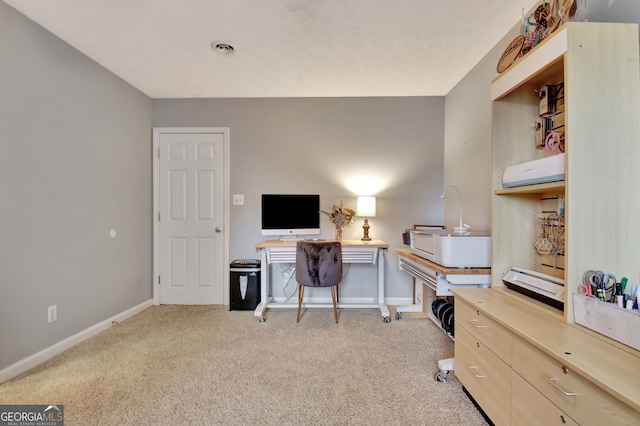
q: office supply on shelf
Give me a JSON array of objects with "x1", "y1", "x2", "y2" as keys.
[
  {"x1": 582, "y1": 270, "x2": 616, "y2": 302},
  {"x1": 502, "y1": 267, "x2": 565, "y2": 310},
  {"x1": 502, "y1": 153, "x2": 565, "y2": 188}
]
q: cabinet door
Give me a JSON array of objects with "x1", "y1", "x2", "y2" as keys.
[{"x1": 455, "y1": 324, "x2": 511, "y2": 426}]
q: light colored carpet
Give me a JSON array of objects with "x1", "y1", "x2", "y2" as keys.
[{"x1": 0, "y1": 305, "x2": 487, "y2": 425}]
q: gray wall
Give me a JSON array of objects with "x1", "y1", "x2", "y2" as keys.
[
  {"x1": 153, "y1": 97, "x2": 445, "y2": 301},
  {"x1": 0, "y1": 2, "x2": 152, "y2": 370},
  {"x1": 588, "y1": 0, "x2": 640, "y2": 24}
]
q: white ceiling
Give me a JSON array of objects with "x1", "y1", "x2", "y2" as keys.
[{"x1": 3, "y1": 0, "x2": 538, "y2": 98}]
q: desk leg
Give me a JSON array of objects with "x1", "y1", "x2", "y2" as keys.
[
  {"x1": 254, "y1": 249, "x2": 268, "y2": 322},
  {"x1": 378, "y1": 250, "x2": 390, "y2": 322},
  {"x1": 395, "y1": 279, "x2": 426, "y2": 319}
]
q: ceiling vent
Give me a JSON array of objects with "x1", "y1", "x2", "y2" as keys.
[{"x1": 211, "y1": 42, "x2": 234, "y2": 54}]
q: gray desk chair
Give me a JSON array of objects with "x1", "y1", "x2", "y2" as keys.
[{"x1": 296, "y1": 240, "x2": 342, "y2": 324}]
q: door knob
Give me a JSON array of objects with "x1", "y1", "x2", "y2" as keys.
[{"x1": 215, "y1": 227, "x2": 222, "y2": 233}]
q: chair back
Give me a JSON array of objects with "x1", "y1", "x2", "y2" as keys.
[{"x1": 296, "y1": 241, "x2": 342, "y2": 287}]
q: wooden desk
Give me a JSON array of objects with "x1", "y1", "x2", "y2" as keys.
[
  {"x1": 394, "y1": 248, "x2": 492, "y2": 383},
  {"x1": 395, "y1": 248, "x2": 491, "y2": 318},
  {"x1": 254, "y1": 239, "x2": 389, "y2": 322}
]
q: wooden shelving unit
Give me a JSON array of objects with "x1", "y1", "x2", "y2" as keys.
[
  {"x1": 453, "y1": 22, "x2": 640, "y2": 426},
  {"x1": 490, "y1": 22, "x2": 640, "y2": 323}
]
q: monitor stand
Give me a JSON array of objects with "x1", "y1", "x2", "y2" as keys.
[{"x1": 279, "y1": 235, "x2": 304, "y2": 242}]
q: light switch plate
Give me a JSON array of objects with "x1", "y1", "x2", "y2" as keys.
[{"x1": 233, "y1": 194, "x2": 244, "y2": 205}]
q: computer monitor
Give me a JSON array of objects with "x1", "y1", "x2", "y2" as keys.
[{"x1": 261, "y1": 194, "x2": 320, "y2": 238}]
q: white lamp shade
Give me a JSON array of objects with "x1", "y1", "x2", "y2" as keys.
[{"x1": 356, "y1": 197, "x2": 376, "y2": 218}]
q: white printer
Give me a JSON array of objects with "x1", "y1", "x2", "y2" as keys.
[{"x1": 502, "y1": 153, "x2": 565, "y2": 188}]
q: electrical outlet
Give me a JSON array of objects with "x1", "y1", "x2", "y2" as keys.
[{"x1": 48, "y1": 304, "x2": 57, "y2": 323}]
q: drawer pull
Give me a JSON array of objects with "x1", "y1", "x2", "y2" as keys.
[
  {"x1": 546, "y1": 377, "x2": 577, "y2": 397},
  {"x1": 468, "y1": 319, "x2": 487, "y2": 329},
  {"x1": 468, "y1": 366, "x2": 486, "y2": 378},
  {"x1": 560, "y1": 415, "x2": 567, "y2": 424}
]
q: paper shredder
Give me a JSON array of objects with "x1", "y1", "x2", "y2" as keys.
[{"x1": 229, "y1": 259, "x2": 261, "y2": 310}]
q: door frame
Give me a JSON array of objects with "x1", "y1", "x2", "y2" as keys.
[{"x1": 152, "y1": 127, "x2": 230, "y2": 306}]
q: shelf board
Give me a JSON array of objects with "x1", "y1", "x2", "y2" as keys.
[
  {"x1": 491, "y1": 26, "x2": 567, "y2": 101},
  {"x1": 495, "y1": 181, "x2": 565, "y2": 195},
  {"x1": 491, "y1": 286, "x2": 565, "y2": 322}
]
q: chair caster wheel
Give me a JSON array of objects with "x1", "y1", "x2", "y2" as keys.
[
  {"x1": 383, "y1": 316, "x2": 391, "y2": 323},
  {"x1": 257, "y1": 316, "x2": 266, "y2": 323},
  {"x1": 395, "y1": 312, "x2": 402, "y2": 320}
]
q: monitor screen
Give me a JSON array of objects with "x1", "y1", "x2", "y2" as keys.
[{"x1": 261, "y1": 194, "x2": 320, "y2": 237}]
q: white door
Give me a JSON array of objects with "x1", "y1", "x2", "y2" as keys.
[{"x1": 153, "y1": 128, "x2": 228, "y2": 305}]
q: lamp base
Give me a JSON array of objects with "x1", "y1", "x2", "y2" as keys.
[{"x1": 361, "y1": 219, "x2": 371, "y2": 241}]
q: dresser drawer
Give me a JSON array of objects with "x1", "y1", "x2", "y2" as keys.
[
  {"x1": 512, "y1": 335, "x2": 640, "y2": 425},
  {"x1": 512, "y1": 370, "x2": 578, "y2": 426},
  {"x1": 455, "y1": 323, "x2": 511, "y2": 426},
  {"x1": 455, "y1": 298, "x2": 512, "y2": 364}
]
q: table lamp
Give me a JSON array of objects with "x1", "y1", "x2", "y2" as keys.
[{"x1": 356, "y1": 196, "x2": 376, "y2": 241}]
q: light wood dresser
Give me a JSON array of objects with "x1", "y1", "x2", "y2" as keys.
[{"x1": 453, "y1": 288, "x2": 640, "y2": 425}]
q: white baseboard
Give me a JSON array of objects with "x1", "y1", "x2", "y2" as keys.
[{"x1": 0, "y1": 299, "x2": 153, "y2": 384}]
